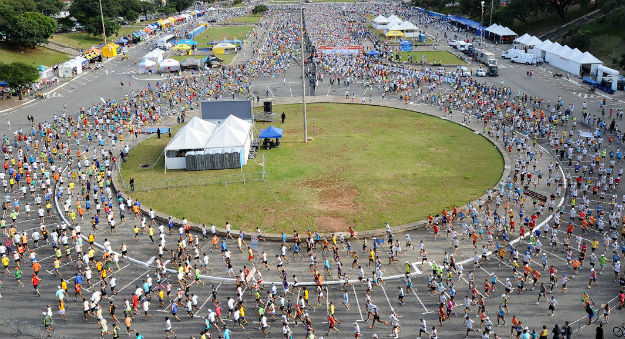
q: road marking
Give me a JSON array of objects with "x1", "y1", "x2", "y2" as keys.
[
  {"x1": 352, "y1": 284, "x2": 365, "y2": 321},
  {"x1": 327, "y1": 85, "x2": 332, "y2": 96},
  {"x1": 194, "y1": 283, "x2": 221, "y2": 316},
  {"x1": 411, "y1": 289, "x2": 432, "y2": 314},
  {"x1": 118, "y1": 269, "x2": 151, "y2": 292}
]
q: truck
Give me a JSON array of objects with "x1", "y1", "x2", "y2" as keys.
[
  {"x1": 511, "y1": 53, "x2": 542, "y2": 65},
  {"x1": 487, "y1": 64, "x2": 499, "y2": 77},
  {"x1": 475, "y1": 50, "x2": 497, "y2": 66}
]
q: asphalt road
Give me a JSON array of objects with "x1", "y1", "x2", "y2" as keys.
[{"x1": 1, "y1": 3, "x2": 625, "y2": 339}]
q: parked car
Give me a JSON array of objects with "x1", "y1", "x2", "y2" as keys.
[
  {"x1": 476, "y1": 68, "x2": 487, "y2": 77},
  {"x1": 501, "y1": 48, "x2": 524, "y2": 59}
]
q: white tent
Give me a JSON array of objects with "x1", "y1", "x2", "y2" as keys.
[
  {"x1": 165, "y1": 117, "x2": 217, "y2": 169},
  {"x1": 143, "y1": 49, "x2": 165, "y2": 63},
  {"x1": 158, "y1": 58, "x2": 181, "y2": 73},
  {"x1": 397, "y1": 21, "x2": 419, "y2": 37},
  {"x1": 514, "y1": 33, "x2": 531, "y2": 45},
  {"x1": 372, "y1": 15, "x2": 389, "y2": 29},
  {"x1": 387, "y1": 15, "x2": 401, "y2": 23},
  {"x1": 58, "y1": 57, "x2": 85, "y2": 78},
  {"x1": 533, "y1": 39, "x2": 553, "y2": 58},
  {"x1": 137, "y1": 59, "x2": 158, "y2": 74},
  {"x1": 204, "y1": 117, "x2": 252, "y2": 166},
  {"x1": 486, "y1": 24, "x2": 517, "y2": 43}
]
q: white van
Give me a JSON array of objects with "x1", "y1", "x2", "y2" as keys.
[
  {"x1": 459, "y1": 66, "x2": 470, "y2": 76},
  {"x1": 511, "y1": 53, "x2": 541, "y2": 65},
  {"x1": 502, "y1": 48, "x2": 524, "y2": 59}
]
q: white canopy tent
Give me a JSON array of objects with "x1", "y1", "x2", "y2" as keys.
[
  {"x1": 165, "y1": 117, "x2": 217, "y2": 170},
  {"x1": 137, "y1": 59, "x2": 158, "y2": 74},
  {"x1": 164, "y1": 115, "x2": 252, "y2": 170},
  {"x1": 143, "y1": 49, "x2": 165, "y2": 63},
  {"x1": 372, "y1": 15, "x2": 389, "y2": 29},
  {"x1": 158, "y1": 58, "x2": 181, "y2": 73},
  {"x1": 545, "y1": 43, "x2": 603, "y2": 77},
  {"x1": 485, "y1": 24, "x2": 517, "y2": 43}
]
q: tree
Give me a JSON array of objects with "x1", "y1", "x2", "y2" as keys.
[
  {"x1": 252, "y1": 4, "x2": 268, "y2": 14},
  {"x1": 495, "y1": 0, "x2": 544, "y2": 26},
  {"x1": 138, "y1": 1, "x2": 157, "y2": 20},
  {"x1": 549, "y1": 0, "x2": 575, "y2": 20},
  {"x1": 158, "y1": 4, "x2": 176, "y2": 15},
  {"x1": 169, "y1": 0, "x2": 193, "y2": 14},
  {"x1": 35, "y1": 0, "x2": 65, "y2": 16},
  {"x1": 4, "y1": 12, "x2": 57, "y2": 47},
  {"x1": 84, "y1": 16, "x2": 120, "y2": 37},
  {"x1": 0, "y1": 62, "x2": 40, "y2": 100}
]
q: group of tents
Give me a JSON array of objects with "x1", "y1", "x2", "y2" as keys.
[
  {"x1": 372, "y1": 14, "x2": 420, "y2": 38},
  {"x1": 514, "y1": 33, "x2": 604, "y2": 77}
]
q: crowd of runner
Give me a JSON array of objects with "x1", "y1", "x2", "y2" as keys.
[{"x1": 0, "y1": 3, "x2": 624, "y2": 339}]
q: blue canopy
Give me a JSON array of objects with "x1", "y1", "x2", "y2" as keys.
[
  {"x1": 0, "y1": 81, "x2": 6, "y2": 87},
  {"x1": 178, "y1": 39, "x2": 197, "y2": 46},
  {"x1": 115, "y1": 37, "x2": 129, "y2": 44},
  {"x1": 448, "y1": 15, "x2": 484, "y2": 34},
  {"x1": 259, "y1": 126, "x2": 283, "y2": 139},
  {"x1": 367, "y1": 50, "x2": 380, "y2": 56}
]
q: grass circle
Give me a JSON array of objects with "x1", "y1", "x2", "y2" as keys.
[{"x1": 122, "y1": 103, "x2": 503, "y2": 233}]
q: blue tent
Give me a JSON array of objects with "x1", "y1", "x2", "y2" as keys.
[
  {"x1": 115, "y1": 37, "x2": 129, "y2": 45},
  {"x1": 400, "y1": 40, "x2": 412, "y2": 51},
  {"x1": 448, "y1": 15, "x2": 484, "y2": 34},
  {"x1": 178, "y1": 39, "x2": 197, "y2": 46},
  {"x1": 259, "y1": 126, "x2": 283, "y2": 139},
  {"x1": 0, "y1": 81, "x2": 6, "y2": 87},
  {"x1": 367, "y1": 50, "x2": 380, "y2": 56}
]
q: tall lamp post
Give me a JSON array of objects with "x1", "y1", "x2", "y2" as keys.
[
  {"x1": 489, "y1": 0, "x2": 494, "y2": 26},
  {"x1": 480, "y1": 1, "x2": 485, "y2": 45},
  {"x1": 98, "y1": 0, "x2": 107, "y2": 44},
  {"x1": 300, "y1": 2, "x2": 308, "y2": 143}
]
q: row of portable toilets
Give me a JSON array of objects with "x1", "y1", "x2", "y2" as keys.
[{"x1": 185, "y1": 149, "x2": 241, "y2": 171}]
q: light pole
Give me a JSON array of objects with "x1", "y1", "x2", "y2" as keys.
[
  {"x1": 489, "y1": 0, "x2": 494, "y2": 26},
  {"x1": 300, "y1": 1, "x2": 308, "y2": 143},
  {"x1": 98, "y1": 0, "x2": 107, "y2": 44},
  {"x1": 480, "y1": 1, "x2": 485, "y2": 45}
]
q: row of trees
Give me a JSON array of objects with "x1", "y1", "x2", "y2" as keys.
[
  {"x1": 412, "y1": 0, "x2": 599, "y2": 25},
  {"x1": 0, "y1": 0, "x2": 61, "y2": 47},
  {"x1": 0, "y1": 0, "x2": 198, "y2": 46}
]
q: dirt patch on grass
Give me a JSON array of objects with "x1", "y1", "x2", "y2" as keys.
[
  {"x1": 315, "y1": 216, "x2": 353, "y2": 232},
  {"x1": 299, "y1": 175, "x2": 361, "y2": 214},
  {"x1": 262, "y1": 209, "x2": 276, "y2": 228}
]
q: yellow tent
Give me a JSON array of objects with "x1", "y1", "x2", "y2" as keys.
[
  {"x1": 101, "y1": 43, "x2": 119, "y2": 58},
  {"x1": 212, "y1": 42, "x2": 236, "y2": 55},
  {"x1": 385, "y1": 30, "x2": 405, "y2": 38},
  {"x1": 172, "y1": 44, "x2": 191, "y2": 51}
]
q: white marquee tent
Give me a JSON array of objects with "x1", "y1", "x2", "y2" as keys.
[
  {"x1": 372, "y1": 15, "x2": 389, "y2": 29},
  {"x1": 485, "y1": 24, "x2": 517, "y2": 43},
  {"x1": 164, "y1": 115, "x2": 252, "y2": 170},
  {"x1": 137, "y1": 59, "x2": 158, "y2": 74},
  {"x1": 143, "y1": 49, "x2": 165, "y2": 63},
  {"x1": 158, "y1": 58, "x2": 181, "y2": 73}
]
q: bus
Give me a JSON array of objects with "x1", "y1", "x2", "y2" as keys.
[{"x1": 157, "y1": 34, "x2": 176, "y2": 50}]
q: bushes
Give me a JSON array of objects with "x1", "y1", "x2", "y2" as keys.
[{"x1": 252, "y1": 4, "x2": 268, "y2": 14}]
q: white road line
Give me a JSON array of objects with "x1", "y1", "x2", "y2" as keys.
[
  {"x1": 352, "y1": 284, "x2": 365, "y2": 321},
  {"x1": 411, "y1": 289, "x2": 432, "y2": 314},
  {"x1": 119, "y1": 269, "x2": 151, "y2": 292},
  {"x1": 288, "y1": 83, "x2": 293, "y2": 97},
  {"x1": 327, "y1": 85, "x2": 332, "y2": 96},
  {"x1": 195, "y1": 283, "x2": 221, "y2": 316}
]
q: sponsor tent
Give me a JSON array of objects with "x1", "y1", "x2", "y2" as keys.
[
  {"x1": 180, "y1": 58, "x2": 200, "y2": 70},
  {"x1": 366, "y1": 49, "x2": 380, "y2": 56},
  {"x1": 137, "y1": 59, "x2": 157, "y2": 74},
  {"x1": 173, "y1": 43, "x2": 191, "y2": 51},
  {"x1": 385, "y1": 30, "x2": 405, "y2": 38},
  {"x1": 212, "y1": 42, "x2": 236, "y2": 55},
  {"x1": 101, "y1": 43, "x2": 119, "y2": 58},
  {"x1": 177, "y1": 39, "x2": 197, "y2": 46},
  {"x1": 485, "y1": 24, "x2": 517, "y2": 43},
  {"x1": 158, "y1": 58, "x2": 181, "y2": 73}
]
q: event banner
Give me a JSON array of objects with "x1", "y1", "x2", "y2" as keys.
[{"x1": 318, "y1": 45, "x2": 363, "y2": 55}]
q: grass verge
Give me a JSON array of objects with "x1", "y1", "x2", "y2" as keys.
[{"x1": 122, "y1": 103, "x2": 503, "y2": 233}]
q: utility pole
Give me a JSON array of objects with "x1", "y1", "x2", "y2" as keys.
[
  {"x1": 99, "y1": 0, "x2": 107, "y2": 44},
  {"x1": 300, "y1": 1, "x2": 308, "y2": 143},
  {"x1": 489, "y1": 0, "x2": 494, "y2": 26},
  {"x1": 480, "y1": 1, "x2": 485, "y2": 46}
]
